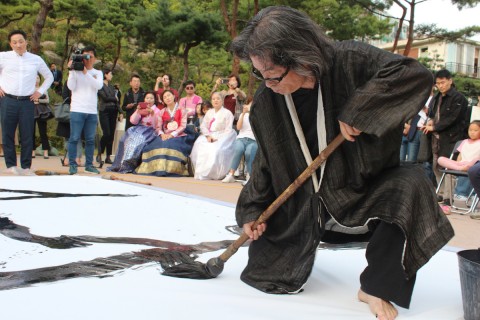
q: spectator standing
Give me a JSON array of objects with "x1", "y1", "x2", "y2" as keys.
[
  {"x1": 178, "y1": 80, "x2": 203, "y2": 123},
  {"x1": 400, "y1": 90, "x2": 433, "y2": 162},
  {"x1": 122, "y1": 74, "x2": 145, "y2": 131},
  {"x1": 97, "y1": 69, "x2": 120, "y2": 164},
  {"x1": 422, "y1": 69, "x2": 469, "y2": 204},
  {"x1": 32, "y1": 75, "x2": 51, "y2": 159},
  {"x1": 190, "y1": 92, "x2": 237, "y2": 180},
  {"x1": 222, "y1": 101, "x2": 258, "y2": 184},
  {"x1": 0, "y1": 29, "x2": 53, "y2": 175},
  {"x1": 66, "y1": 46, "x2": 103, "y2": 175},
  {"x1": 50, "y1": 63, "x2": 63, "y2": 95},
  {"x1": 154, "y1": 74, "x2": 179, "y2": 107},
  {"x1": 211, "y1": 74, "x2": 246, "y2": 123}
]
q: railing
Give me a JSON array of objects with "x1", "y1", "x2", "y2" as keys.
[{"x1": 445, "y1": 62, "x2": 479, "y2": 78}]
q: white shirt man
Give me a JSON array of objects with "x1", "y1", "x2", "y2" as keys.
[
  {"x1": 66, "y1": 46, "x2": 103, "y2": 175},
  {"x1": 0, "y1": 30, "x2": 53, "y2": 174}
]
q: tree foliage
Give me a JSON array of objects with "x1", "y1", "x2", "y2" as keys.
[
  {"x1": 135, "y1": 0, "x2": 227, "y2": 92},
  {"x1": 301, "y1": 0, "x2": 392, "y2": 41}
]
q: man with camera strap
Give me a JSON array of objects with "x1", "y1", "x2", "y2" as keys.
[{"x1": 66, "y1": 46, "x2": 103, "y2": 175}]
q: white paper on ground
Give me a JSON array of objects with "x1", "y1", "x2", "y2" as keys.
[{"x1": 0, "y1": 176, "x2": 464, "y2": 320}]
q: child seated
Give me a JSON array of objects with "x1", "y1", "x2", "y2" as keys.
[{"x1": 437, "y1": 120, "x2": 480, "y2": 213}]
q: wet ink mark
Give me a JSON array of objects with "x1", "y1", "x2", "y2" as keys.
[
  {"x1": 0, "y1": 188, "x2": 137, "y2": 201},
  {"x1": 0, "y1": 217, "x2": 236, "y2": 290}
]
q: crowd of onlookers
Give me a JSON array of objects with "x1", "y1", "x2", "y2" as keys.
[
  {"x1": 2, "y1": 30, "x2": 480, "y2": 218},
  {"x1": 399, "y1": 68, "x2": 480, "y2": 219},
  {"x1": 0, "y1": 31, "x2": 257, "y2": 184}
]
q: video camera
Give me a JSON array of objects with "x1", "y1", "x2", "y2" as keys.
[{"x1": 69, "y1": 49, "x2": 90, "y2": 71}]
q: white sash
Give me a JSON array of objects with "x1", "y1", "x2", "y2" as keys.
[{"x1": 284, "y1": 83, "x2": 327, "y2": 192}]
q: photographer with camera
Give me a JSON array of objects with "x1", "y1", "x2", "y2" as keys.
[
  {"x1": 66, "y1": 46, "x2": 103, "y2": 175},
  {"x1": 122, "y1": 74, "x2": 145, "y2": 131}
]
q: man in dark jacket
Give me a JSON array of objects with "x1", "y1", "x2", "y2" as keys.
[
  {"x1": 423, "y1": 69, "x2": 468, "y2": 202},
  {"x1": 230, "y1": 7, "x2": 454, "y2": 320},
  {"x1": 122, "y1": 74, "x2": 145, "y2": 130},
  {"x1": 50, "y1": 63, "x2": 63, "y2": 95}
]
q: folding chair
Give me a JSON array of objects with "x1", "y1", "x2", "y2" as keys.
[{"x1": 436, "y1": 140, "x2": 478, "y2": 215}]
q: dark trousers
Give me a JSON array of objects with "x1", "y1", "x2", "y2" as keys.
[
  {"x1": 0, "y1": 96, "x2": 35, "y2": 169},
  {"x1": 467, "y1": 161, "x2": 480, "y2": 196},
  {"x1": 360, "y1": 222, "x2": 416, "y2": 309},
  {"x1": 33, "y1": 119, "x2": 50, "y2": 152},
  {"x1": 99, "y1": 107, "x2": 118, "y2": 156}
]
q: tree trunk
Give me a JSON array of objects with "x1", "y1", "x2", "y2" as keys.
[
  {"x1": 220, "y1": 0, "x2": 241, "y2": 74},
  {"x1": 403, "y1": 0, "x2": 416, "y2": 56},
  {"x1": 112, "y1": 37, "x2": 121, "y2": 71},
  {"x1": 31, "y1": 0, "x2": 54, "y2": 54},
  {"x1": 391, "y1": 0, "x2": 407, "y2": 53},
  {"x1": 61, "y1": 18, "x2": 72, "y2": 72},
  {"x1": 178, "y1": 42, "x2": 199, "y2": 96}
]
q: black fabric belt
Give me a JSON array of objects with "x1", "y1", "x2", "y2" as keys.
[{"x1": 4, "y1": 93, "x2": 30, "y2": 100}]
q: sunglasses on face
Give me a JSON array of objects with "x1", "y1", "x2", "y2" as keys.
[
  {"x1": 251, "y1": 66, "x2": 290, "y2": 85},
  {"x1": 185, "y1": 86, "x2": 194, "y2": 90}
]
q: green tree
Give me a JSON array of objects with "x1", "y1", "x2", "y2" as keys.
[
  {"x1": 135, "y1": 0, "x2": 227, "y2": 93},
  {"x1": 92, "y1": 0, "x2": 145, "y2": 70},
  {"x1": 301, "y1": 0, "x2": 392, "y2": 41},
  {"x1": 0, "y1": 0, "x2": 33, "y2": 29},
  {"x1": 31, "y1": 0, "x2": 54, "y2": 54},
  {"x1": 51, "y1": 0, "x2": 99, "y2": 70}
]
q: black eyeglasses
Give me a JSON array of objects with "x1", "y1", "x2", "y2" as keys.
[
  {"x1": 185, "y1": 86, "x2": 194, "y2": 90},
  {"x1": 252, "y1": 66, "x2": 290, "y2": 84}
]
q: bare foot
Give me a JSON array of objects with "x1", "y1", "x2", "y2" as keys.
[{"x1": 358, "y1": 289, "x2": 398, "y2": 320}]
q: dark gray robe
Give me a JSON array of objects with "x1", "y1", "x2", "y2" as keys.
[{"x1": 235, "y1": 40, "x2": 454, "y2": 294}]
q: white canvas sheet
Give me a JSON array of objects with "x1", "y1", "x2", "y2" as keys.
[{"x1": 0, "y1": 176, "x2": 465, "y2": 319}]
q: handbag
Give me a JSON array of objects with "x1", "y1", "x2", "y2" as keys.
[
  {"x1": 34, "y1": 103, "x2": 54, "y2": 121},
  {"x1": 54, "y1": 98, "x2": 71, "y2": 123}
]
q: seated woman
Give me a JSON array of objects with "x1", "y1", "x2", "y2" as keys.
[
  {"x1": 135, "y1": 90, "x2": 193, "y2": 177},
  {"x1": 222, "y1": 101, "x2": 257, "y2": 184},
  {"x1": 437, "y1": 120, "x2": 480, "y2": 211},
  {"x1": 107, "y1": 91, "x2": 160, "y2": 173},
  {"x1": 190, "y1": 92, "x2": 237, "y2": 180}
]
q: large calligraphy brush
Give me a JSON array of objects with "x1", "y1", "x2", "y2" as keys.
[{"x1": 161, "y1": 134, "x2": 345, "y2": 279}]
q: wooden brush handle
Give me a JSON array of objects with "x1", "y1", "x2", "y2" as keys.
[
  {"x1": 218, "y1": 134, "x2": 345, "y2": 262},
  {"x1": 34, "y1": 170, "x2": 70, "y2": 175},
  {"x1": 102, "y1": 174, "x2": 152, "y2": 186}
]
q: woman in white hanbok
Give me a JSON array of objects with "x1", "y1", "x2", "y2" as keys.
[{"x1": 190, "y1": 92, "x2": 237, "y2": 180}]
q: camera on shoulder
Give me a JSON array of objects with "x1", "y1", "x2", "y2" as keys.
[{"x1": 69, "y1": 48, "x2": 91, "y2": 71}]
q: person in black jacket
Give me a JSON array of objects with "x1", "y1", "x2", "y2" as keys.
[
  {"x1": 422, "y1": 69, "x2": 469, "y2": 203},
  {"x1": 97, "y1": 69, "x2": 120, "y2": 164},
  {"x1": 50, "y1": 63, "x2": 63, "y2": 95},
  {"x1": 56, "y1": 81, "x2": 83, "y2": 166},
  {"x1": 122, "y1": 74, "x2": 145, "y2": 130}
]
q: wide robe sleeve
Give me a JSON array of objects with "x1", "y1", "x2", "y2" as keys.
[{"x1": 335, "y1": 41, "x2": 433, "y2": 137}]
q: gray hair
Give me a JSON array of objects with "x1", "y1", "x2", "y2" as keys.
[{"x1": 230, "y1": 6, "x2": 334, "y2": 79}]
